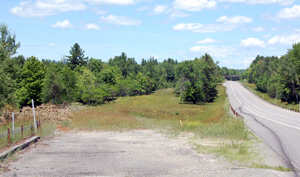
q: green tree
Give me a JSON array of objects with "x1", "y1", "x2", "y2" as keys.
[
  {"x1": 77, "y1": 67, "x2": 109, "y2": 105},
  {"x1": 109, "y1": 52, "x2": 127, "y2": 78},
  {"x1": 108, "y1": 53, "x2": 140, "y2": 79},
  {"x1": 99, "y1": 66, "x2": 122, "y2": 85},
  {"x1": 67, "y1": 43, "x2": 88, "y2": 70},
  {"x1": 16, "y1": 56, "x2": 45, "y2": 107},
  {"x1": 115, "y1": 77, "x2": 138, "y2": 96},
  {"x1": 61, "y1": 66, "x2": 78, "y2": 103},
  {"x1": 175, "y1": 60, "x2": 205, "y2": 104},
  {"x1": 136, "y1": 72, "x2": 155, "y2": 95},
  {"x1": 87, "y1": 58, "x2": 103, "y2": 74},
  {"x1": 42, "y1": 63, "x2": 65, "y2": 104},
  {"x1": 175, "y1": 54, "x2": 219, "y2": 104},
  {"x1": 200, "y1": 54, "x2": 218, "y2": 102},
  {"x1": 0, "y1": 23, "x2": 20, "y2": 58},
  {"x1": 0, "y1": 23, "x2": 20, "y2": 108}
]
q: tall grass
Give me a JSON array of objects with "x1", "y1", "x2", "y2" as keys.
[
  {"x1": 0, "y1": 120, "x2": 56, "y2": 149},
  {"x1": 70, "y1": 85, "x2": 248, "y2": 140}
]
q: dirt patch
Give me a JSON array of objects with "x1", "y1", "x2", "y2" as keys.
[{"x1": 56, "y1": 126, "x2": 72, "y2": 132}]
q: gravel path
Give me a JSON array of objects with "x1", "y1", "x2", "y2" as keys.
[{"x1": 1, "y1": 130, "x2": 297, "y2": 177}]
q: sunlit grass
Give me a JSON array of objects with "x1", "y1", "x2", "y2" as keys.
[
  {"x1": 70, "y1": 85, "x2": 248, "y2": 140},
  {"x1": 0, "y1": 119, "x2": 55, "y2": 149},
  {"x1": 194, "y1": 140, "x2": 255, "y2": 164},
  {"x1": 71, "y1": 111, "x2": 139, "y2": 130}
]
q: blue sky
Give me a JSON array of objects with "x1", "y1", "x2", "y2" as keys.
[{"x1": 1, "y1": 0, "x2": 300, "y2": 69}]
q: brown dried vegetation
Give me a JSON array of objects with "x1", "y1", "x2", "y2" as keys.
[{"x1": 0, "y1": 104, "x2": 73, "y2": 124}]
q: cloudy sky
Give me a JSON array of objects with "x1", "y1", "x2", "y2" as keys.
[{"x1": 1, "y1": 0, "x2": 300, "y2": 68}]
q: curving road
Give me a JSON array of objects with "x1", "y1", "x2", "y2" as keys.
[{"x1": 225, "y1": 81, "x2": 300, "y2": 172}]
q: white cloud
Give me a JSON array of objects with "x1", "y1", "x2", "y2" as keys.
[
  {"x1": 51, "y1": 20, "x2": 74, "y2": 28},
  {"x1": 173, "y1": 23, "x2": 230, "y2": 32},
  {"x1": 85, "y1": 0, "x2": 135, "y2": 5},
  {"x1": 10, "y1": 0, "x2": 86, "y2": 18},
  {"x1": 10, "y1": 0, "x2": 137, "y2": 18},
  {"x1": 275, "y1": 5, "x2": 300, "y2": 20},
  {"x1": 252, "y1": 26, "x2": 265, "y2": 32},
  {"x1": 268, "y1": 34, "x2": 300, "y2": 45},
  {"x1": 271, "y1": 27, "x2": 277, "y2": 31},
  {"x1": 100, "y1": 15, "x2": 141, "y2": 26},
  {"x1": 91, "y1": 7, "x2": 106, "y2": 15},
  {"x1": 241, "y1": 57, "x2": 255, "y2": 65},
  {"x1": 173, "y1": 23, "x2": 233, "y2": 33},
  {"x1": 216, "y1": 15, "x2": 252, "y2": 24},
  {"x1": 241, "y1": 38, "x2": 266, "y2": 48},
  {"x1": 217, "y1": 0, "x2": 294, "y2": 6},
  {"x1": 173, "y1": 15, "x2": 252, "y2": 33},
  {"x1": 190, "y1": 45, "x2": 235, "y2": 57},
  {"x1": 85, "y1": 23, "x2": 101, "y2": 30},
  {"x1": 218, "y1": 0, "x2": 244, "y2": 2},
  {"x1": 196, "y1": 38, "x2": 217, "y2": 44},
  {"x1": 137, "y1": 6, "x2": 150, "y2": 11},
  {"x1": 154, "y1": 5, "x2": 168, "y2": 14},
  {"x1": 170, "y1": 10, "x2": 190, "y2": 18},
  {"x1": 221, "y1": 57, "x2": 255, "y2": 69},
  {"x1": 49, "y1": 43, "x2": 56, "y2": 47},
  {"x1": 173, "y1": 0, "x2": 217, "y2": 11}
]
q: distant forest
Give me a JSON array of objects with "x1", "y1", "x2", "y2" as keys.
[
  {"x1": 244, "y1": 43, "x2": 300, "y2": 103},
  {"x1": 1, "y1": 23, "x2": 239, "y2": 110}
]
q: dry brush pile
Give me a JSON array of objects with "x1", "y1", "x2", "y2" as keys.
[{"x1": 0, "y1": 103, "x2": 73, "y2": 124}]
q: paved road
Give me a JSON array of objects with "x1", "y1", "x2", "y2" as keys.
[
  {"x1": 1, "y1": 130, "x2": 294, "y2": 177},
  {"x1": 226, "y1": 81, "x2": 300, "y2": 172}
]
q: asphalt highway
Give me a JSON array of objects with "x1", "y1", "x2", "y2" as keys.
[{"x1": 225, "y1": 81, "x2": 300, "y2": 172}]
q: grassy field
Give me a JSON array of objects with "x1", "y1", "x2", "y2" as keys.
[
  {"x1": 68, "y1": 85, "x2": 294, "y2": 171},
  {"x1": 0, "y1": 85, "x2": 288, "y2": 171},
  {"x1": 0, "y1": 119, "x2": 56, "y2": 150},
  {"x1": 69, "y1": 85, "x2": 248, "y2": 140},
  {"x1": 68, "y1": 85, "x2": 293, "y2": 169},
  {"x1": 241, "y1": 81, "x2": 300, "y2": 112}
]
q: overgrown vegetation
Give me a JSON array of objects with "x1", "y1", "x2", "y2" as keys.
[
  {"x1": 245, "y1": 43, "x2": 300, "y2": 105},
  {"x1": 0, "y1": 119, "x2": 56, "y2": 149},
  {"x1": 0, "y1": 23, "x2": 222, "y2": 113},
  {"x1": 70, "y1": 86, "x2": 248, "y2": 140},
  {"x1": 68, "y1": 86, "x2": 285, "y2": 169},
  {"x1": 220, "y1": 67, "x2": 246, "y2": 77}
]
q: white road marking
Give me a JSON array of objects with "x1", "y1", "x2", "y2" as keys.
[
  {"x1": 228, "y1": 82, "x2": 242, "y2": 104},
  {"x1": 228, "y1": 82, "x2": 300, "y2": 131}
]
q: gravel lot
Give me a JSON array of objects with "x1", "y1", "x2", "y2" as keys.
[{"x1": 0, "y1": 130, "x2": 297, "y2": 177}]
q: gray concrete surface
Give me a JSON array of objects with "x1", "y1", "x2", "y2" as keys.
[
  {"x1": 0, "y1": 136, "x2": 40, "y2": 162},
  {"x1": 226, "y1": 81, "x2": 300, "y2": 172},
  {"x1": 0, "y1": 130, "x2": 295, "y2": 177}
]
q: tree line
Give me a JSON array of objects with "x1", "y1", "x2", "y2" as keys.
[
  {"x1": 0, "y1": 23, "x2": 223, "y2": 110},
  {"x1": 245, "y1": 43, "x2": 300, "y2": 103}
]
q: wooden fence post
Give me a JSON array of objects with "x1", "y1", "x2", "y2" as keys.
[
  {"x1": 21, "y1": 125, "x2": 23, "y2": 137},
  {"x1": 31, "y1": 124, "x2": 33, "y2": 135},
  {"x1": 7, "y1": 129, "x2": 10, "y2": 144}
]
